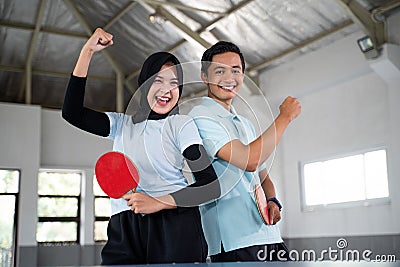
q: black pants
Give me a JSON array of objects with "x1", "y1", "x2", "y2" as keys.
[
  {"x1": 101, "y1": 207, "x2": 207, "y2": 265},
  {"x1": 210, "y1": 242, "x2": 290, "y2": 262}
]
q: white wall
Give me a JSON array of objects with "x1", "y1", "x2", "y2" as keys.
[
  {"x1": 388, "y1": 11, "x2": 400, "y2": 44},
  {"x1": 257, "y1": 30, "x2": 400, "y2": 238},
  {"x1": 40, "y1": 109, "x2": 112, "y2": 245},
  {"x1": 0, "y1": 103, "x2": 112, "y2": 250},
  {"x1": 41, "y1": 109, "x2": 112, "y2": 168},
  {"x1": 0, "y1": 103, "x2": 41, "y2": 247}
]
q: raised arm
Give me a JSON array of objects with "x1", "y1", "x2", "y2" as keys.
[
  {"x1": 217, "y1": 96, "x2": 301, "y2": 171},
  {"x1": 62, "y1": 28, "x2": 114, "y2": 137},
  {"x1": 73, "y1": 28, "x2": 114, "y2": 77}
]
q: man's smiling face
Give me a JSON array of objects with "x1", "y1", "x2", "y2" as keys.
[{"x1": 202, "y1": 52, "x2": 244, "y2": 106}]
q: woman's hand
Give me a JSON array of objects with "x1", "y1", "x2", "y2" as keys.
[
  {"x1": 123, "y1": 192, "x2": 176, "y2": 214},
  {"x1": 83, "y1": 28, "x2": 114, "y2": 53},
  {"x1": 73, "y1": 28, "x2": 113, "y2": 77}
]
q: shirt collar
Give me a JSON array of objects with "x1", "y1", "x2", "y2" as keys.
[{"x1": 201, "y1": 96, "x2": 239, "y2": 119}]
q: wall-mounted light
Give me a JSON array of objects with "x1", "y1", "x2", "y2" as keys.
[{"x1": 357, "y1": 36, "x2": 380, "y2": 59}]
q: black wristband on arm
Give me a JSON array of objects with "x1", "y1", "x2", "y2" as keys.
[{"x1": 267, "y1": 197, "x2": 282, "y2": 211}]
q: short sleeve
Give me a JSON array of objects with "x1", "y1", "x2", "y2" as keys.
[
  {"x1": 192, "y1": 116, "x2": 237, "y2": 158},
  {"x1": 258, "y1": 162, "x2": 267, "y2": 172},
  {"x1": 105, "y1": 112, "x2": 124, "y2": 140},
  {"x1": 172, "y1": 115, "x2": 203, "y2": 154}
]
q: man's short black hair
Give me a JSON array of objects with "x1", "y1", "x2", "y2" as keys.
[{"x1": 201, "y1": 41, "x2": 245, "y2": 74}]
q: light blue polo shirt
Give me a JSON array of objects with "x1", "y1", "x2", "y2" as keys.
[{"x1": 188, "y1": 97, "x2": 283, "y2": 256}]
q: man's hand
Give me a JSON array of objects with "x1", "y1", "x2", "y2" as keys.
[
  {"x1": 123, "y1": 192, "x2": 176, "y2": 214},
  {"x1": 268, "y1": 201, "x2": 281, "y2": 224},
  {"x1": 279, "y1": 96, "x2": 301, "y2": 122}
]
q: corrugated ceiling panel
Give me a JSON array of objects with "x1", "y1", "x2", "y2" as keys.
[
  {"x1": 42, "y1": 0, "x2": 85, "y2": 33},
  {"x1": 211, "y1": 0, "x2": 350, "y2": 66},
  {"x1": 2, "y1": 0, "x2": 395, "y2": 111},
  {"x1": 108, "y1": 4, "x2": 185, "y2": 73},
  {"x1": 0, "y1": 72, "x2": 24, "y2": 102},
  {"x1": 1, "y1": 0, "x2": 39, "y2": 24},
  {"x1": 0, "y1": 27, "x2": 31, "y2": 66}
]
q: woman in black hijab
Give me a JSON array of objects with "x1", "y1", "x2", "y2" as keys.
[{"x1": 62, "y1": 28, "x2": 220, "y2": 265}]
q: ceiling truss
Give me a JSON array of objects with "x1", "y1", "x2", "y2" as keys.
[{"x1": 1, "y1": 0, "x2": 387, "y2": 108}]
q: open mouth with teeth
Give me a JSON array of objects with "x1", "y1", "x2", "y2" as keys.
[
  {"x1": 155, "y1": 96, "x2": 171, "y2": 107},
  {"x1": 218, "y1": 85, "x2": 236, "y2": 91}
]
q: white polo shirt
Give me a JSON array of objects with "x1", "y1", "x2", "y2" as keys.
[{"x1": 105, "y1": 113, "x2": 203, "y2": 216}]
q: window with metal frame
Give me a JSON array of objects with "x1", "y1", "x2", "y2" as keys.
[
  {"x1": 93, "y1": 175, "x2": 110, "y2": 242},
  {"x1": 37, "y1": 170, "x2": 82, "y2": 243},
  {"x1": 0, "y1": 169, "x2": 19, "y2": 267},
  {"x1": 301, "y1": 148, "x2": 389, "y2": 211}
]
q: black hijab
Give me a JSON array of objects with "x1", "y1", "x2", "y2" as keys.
[{"x1": 132, "y1": 52, "x2": 183, "y2": 123}]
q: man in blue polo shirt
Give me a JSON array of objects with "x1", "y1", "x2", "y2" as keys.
[{"x1": 188, "y1": 41, "x2": 301, "y2": 261}]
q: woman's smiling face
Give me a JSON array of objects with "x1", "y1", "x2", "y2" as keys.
[{"x1": 147, "y1": 63, "x2": 180, "y2": 114}]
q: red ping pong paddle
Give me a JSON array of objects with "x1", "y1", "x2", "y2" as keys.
[
  {"x1": 254, "y1": 184, "x2": 270, "y2": 225},
  {"x1": 95, "y1": 151, "x2": 140, "y2": 199}
]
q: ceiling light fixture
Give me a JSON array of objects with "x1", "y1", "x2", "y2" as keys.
[{"x1": 149, "y1": 8, "x2": 166, "y2": 24}]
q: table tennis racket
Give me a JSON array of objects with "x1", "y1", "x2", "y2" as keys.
[
  {"x1": 95, "y1": 151, "x2": 140, "y2": 199},
  {"x1": 254, "y1": 184, "x2": 270, "y2": 225}
]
